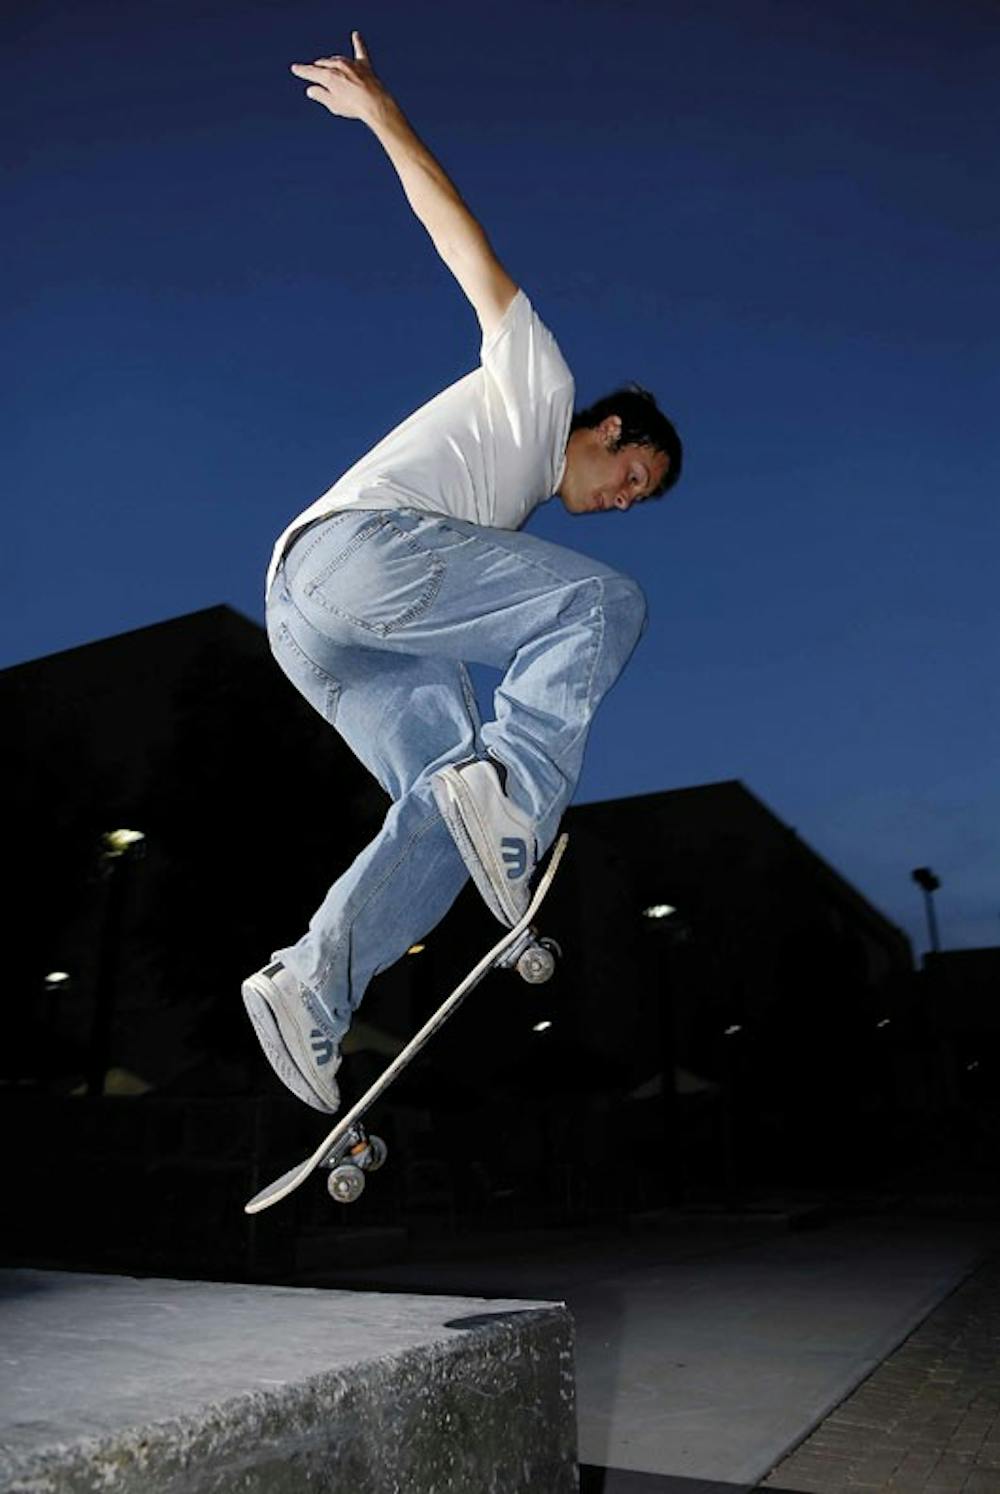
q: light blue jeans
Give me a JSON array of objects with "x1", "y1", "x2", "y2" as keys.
[{"x1": 266, "y1": 508, "x2": 647, "y2": 1043}]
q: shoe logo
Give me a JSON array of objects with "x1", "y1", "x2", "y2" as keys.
[
  {"x1": 501, "y1": 836, "x2": 528, "y2": 880},
  {"x1": 310, "y1": 1030, "x2": 334, "y2": 1066}
]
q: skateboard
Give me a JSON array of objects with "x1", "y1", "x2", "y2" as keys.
[{"x1": 244, "y1": 832, "x2": 568, "y2": 1215}]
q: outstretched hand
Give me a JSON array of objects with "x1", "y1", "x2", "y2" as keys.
[{"x1": 290, "y1": 31, "x2": 389, "y2": 122}]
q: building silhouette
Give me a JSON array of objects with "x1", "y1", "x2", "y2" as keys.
[{"x1": 5, "y1": 605, "x2": 977, "y2": 1277}]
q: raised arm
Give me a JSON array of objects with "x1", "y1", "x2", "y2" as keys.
[{"x1": 291, "y1": 32, "x2": 518, "y2": 339}]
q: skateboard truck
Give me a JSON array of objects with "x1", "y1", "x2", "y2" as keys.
[
  {"x1": 320, "y1": 1121, "x2": 388, "y2": 1204},
  {"x1": 495, "y1": 928, "x2": 562, "y2": 984}
]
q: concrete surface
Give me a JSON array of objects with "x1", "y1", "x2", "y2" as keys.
[
  {"x1": 316, "y1": 1213, "x2": 1000, "y2": 1488},
  {"x1": 0, "y1": 1269, "x2": 577, "y2": 1493}
]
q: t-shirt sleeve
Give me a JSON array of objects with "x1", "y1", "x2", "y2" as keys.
[{"x1": 480, "y1": 289, "x2": 575, "y2": 438}]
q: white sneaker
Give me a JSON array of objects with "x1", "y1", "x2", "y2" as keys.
[
  {"x1": 241, "y1": 961, "x2": 341, "y2": 1113},
  {"x1": 432, "y1": 758, "x2": 537, "y2": 926}
]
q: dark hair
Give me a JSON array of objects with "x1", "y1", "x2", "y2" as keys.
[{"x1": 570, "y1": 383, "x2": 683, "y2": 499}]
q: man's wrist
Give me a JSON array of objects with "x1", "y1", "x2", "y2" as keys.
[{"x1": 366, "y1": 91, "x2": 406, "y2": 140}]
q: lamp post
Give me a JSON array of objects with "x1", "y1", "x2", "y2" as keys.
[
  {"x1": 642, "y1": 901, "x2": 685, "y2": 1207},
  {"x1": 911, "y1": 867, "x2": 942, "y2": 955},
  {"x1": 910, "y1": 866, "x2": 953, "y2": 1111},
  {"x1": 43, "y1": 969, "x2": 71, "y2": 1029},
  {"x1": 85, "y1": 829, "x2": 145, "y2": 1097}
]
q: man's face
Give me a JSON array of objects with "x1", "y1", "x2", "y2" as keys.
[{"x1": 557, "y1": 415, "x2": 670, "y2": 515}]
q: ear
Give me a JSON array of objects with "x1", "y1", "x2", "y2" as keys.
[{"x1": 600, "y1": 414, "x2": 623, "y2": 446}]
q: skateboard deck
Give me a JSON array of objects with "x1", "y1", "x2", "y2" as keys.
[{"x1": 244, "y1": 831, "x2": 568, "y2": 1215}]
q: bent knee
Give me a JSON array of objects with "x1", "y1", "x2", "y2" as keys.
[{"x1": 601, "y1": 573, "x2": 648, "y2": 644}]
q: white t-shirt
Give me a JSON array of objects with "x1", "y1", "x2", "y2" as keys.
[{"x1": 266, "y1": 288, "x2": 576, "y2": 595}]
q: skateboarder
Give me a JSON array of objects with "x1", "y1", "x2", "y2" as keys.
[{"x1": 242, "y1": 32, "x2": 683, "y2": 1115}]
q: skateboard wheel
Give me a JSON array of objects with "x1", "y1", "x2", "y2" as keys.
[
  {"x1": 366, "y1": 1135, "x2": 388, "y2": 1172},
  {"x1": 327, "y1": 1164, "x2": 365, "y2": 1204},
  {"x1": 517, "y1": 941, "x2": 557, "y2": 984}
]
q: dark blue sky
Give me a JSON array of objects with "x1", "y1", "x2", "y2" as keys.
[{"x1": 7, "y1": 0, "x2": 998, "y2": 954}]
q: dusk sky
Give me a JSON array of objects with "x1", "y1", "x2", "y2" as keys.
[{"x1": 7, "y1": 0, "x2": 998, "y2": 955}]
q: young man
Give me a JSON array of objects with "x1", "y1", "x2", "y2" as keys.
[{"x1": 242, "y1": 32, "x2": 683, "y2": 1114}]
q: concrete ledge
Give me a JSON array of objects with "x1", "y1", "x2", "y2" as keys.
[{"x1": 0, "y1": 1270, "x2": 577, "y2": 1493}]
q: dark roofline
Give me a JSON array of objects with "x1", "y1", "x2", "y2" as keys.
[
  {"x1": 571, "y1": 778, "x2": 745, "y2": 812},
  {"x1": 926, "y1": 948, "x2": 1000, "y2": 967},
  {"x1": 0, "y1": 605, "x2": 264, "y2": 678},
  {"x1": 571, "y1": 779, "x2": 912, "y2": 951}
]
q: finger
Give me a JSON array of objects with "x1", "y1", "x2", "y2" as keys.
[
  {"x1": 352, "y1": 30, "x2": 369, "y2": 61},
  {"x1": 290, "y1": 62, "x2": 341, "y2": 84}
]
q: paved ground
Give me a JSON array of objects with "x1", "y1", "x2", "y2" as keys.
[
  {"x1": 763, "y1": 1252, "x2": 1000, "y2": 1494},
  {"x1": 310, "y1": 1209, "x2": 1000, "y2": 1490},
  {"x1": 8, "y1": 1207, "x2": 999, "y2": 1492}
]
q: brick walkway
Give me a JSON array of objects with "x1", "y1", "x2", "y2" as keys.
[{"x1": 763, "y1": 1253, "x2": 1000, "y2": 1493}]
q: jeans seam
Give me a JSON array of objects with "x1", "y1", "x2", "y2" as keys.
[
  {"x1": 520, "y1": 574, "x2": 604, "y2": 777},
  {"x1": 274, "y1": 619, "x2": 340, "y2": 697},
  {"x1": 303, "y1": 513, "x2": 385, "y2": 586},
  {"x1": 289, "y1": 516, "x2": 379, "y2": 579},
  {"x1": 458, "y1": 664, "x2": 480, "y2": 732},
  {"x1": 314, "y1": 806, "x2": 444, "y2": 997},
  {"x1": 564, "y1": 576, "x2": 606, "y2": 763}
]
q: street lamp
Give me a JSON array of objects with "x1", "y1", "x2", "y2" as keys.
[
  {"x1": 643, "y1": 903, "x2": 677, "y2": 921},
  {"x1": 86, "y1": 827, "x2": 146, "y2": 1097},
  {"x1": 911, "y1": 867, "x2": 942, "y2": 954},
  {"x1": 641, "y1": 898, "x2": 689, "y2": 1206},
  {"x1": 101, "y1": 828, "x2": 146, "y2": 860}
]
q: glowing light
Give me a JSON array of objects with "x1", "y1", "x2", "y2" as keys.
[
  {"x1": 724, "y1": 1024, "x2": 742, "y2": 1037},
  {"x1": 643, "y1": 903, "x2": 676, "y2": 920},
  {"x1": 44, "y1": 971, "x2": 70, "y2": 989},
  {"x1": 532, "y1": 1020, "x2": 553, "y2": 1033},
  {"x1": 406, "y1": 944, "x2": 425, "y2": 955},
  {"x1": 102, "y1": 828, "x2": 146, "y2": 857}
]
